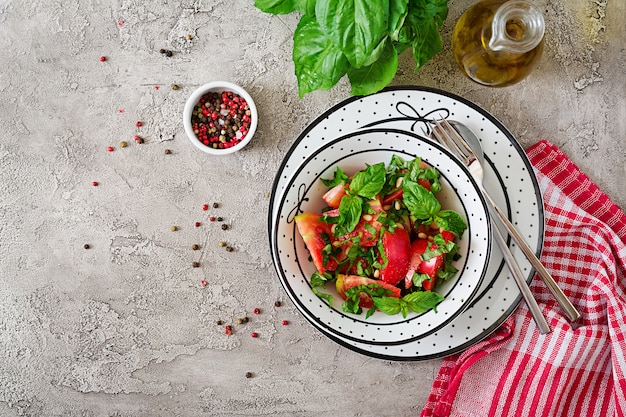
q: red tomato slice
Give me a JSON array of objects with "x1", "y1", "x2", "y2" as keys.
[
  {"x1": 336, "y1": 274, "x2": 401, "y2": 308},
  {"x1": 322, "y1": 183, "x2": 347, "y2": 208},
  {"x1": 419, "y1": 256, "x2": 443, "y2": 291},
  {"x1": 379, "y1": 227, "x2": 411, "y2": 286},
  {"x1": 404, "y1": 238, "x2": 429, "y2": 289},
  {"x1": 441, "y1": 230, "x2": 456, "y2": 242},
  {"x1": 294, "y1": 212, "x2": 337, "y2": 274},
  {"x1": 382, "y1": 188, "x2": 403, "y2": 205},
  {"x1": 382, "y1": 178, "x2": 431, "y2": 206}
]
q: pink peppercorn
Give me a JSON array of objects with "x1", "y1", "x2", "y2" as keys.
[
  {"x1": 92, "y1": 181, "x2": 99, "y2": 186},
  {"x1": 253, "y1": 308, "x2": 261, "y2": 315},
  {"x1": 202, "y1": 204, "x2": 209, "y2": 211},
  {"x1": 225, "y1": 325, "x2": 232, "y2": 335},
  {"x1": 251, "y1": 332, "x2": 258, "y2": 338},
  {"x1": 201, "y1": 280, "x2": 207, "y2": 287},
  {"x1": 136, "y1": 121, "x2": 142, "y2": 127},
  {"x1": 282, "y1": 320, "x2": 288, "y2": 326},
  {"x1": 107, "y1": 146, "x2": 114, "y2": 152},
  {"x1": 195, "y1": 221, "x2": 201, "y2": 227},
  {"x1": 99, "y1": 56, "x2": 106, "y2": 62},
  {"x1": 209, "y1": 216, "x2": 216, "y2": 222}
]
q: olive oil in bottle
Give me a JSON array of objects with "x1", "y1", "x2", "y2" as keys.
[{"x1": 452, "y1": 0, "x2": 545, "y2": 87}]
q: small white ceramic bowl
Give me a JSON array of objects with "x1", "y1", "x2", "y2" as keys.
[{"x1": 183, "y1": 81, "x2": 258, "y2": 155}]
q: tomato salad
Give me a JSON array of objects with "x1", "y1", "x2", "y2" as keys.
[{"x1": 294, "y1": 155, "x2": 467, "y2": 319}]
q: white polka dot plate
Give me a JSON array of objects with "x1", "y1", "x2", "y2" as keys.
[
  {"x1": 268, "y1": 86, "x2": 545, "y2": 360},
  {"x1": 271, "y1": 128, "x2": 491, "y2": 345}
]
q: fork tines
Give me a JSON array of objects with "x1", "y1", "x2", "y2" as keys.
[{"x1": 430, "y1": 118, "x2": 476, "y2": 165}]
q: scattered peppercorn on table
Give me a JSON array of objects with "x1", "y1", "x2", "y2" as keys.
[{"x1": 0, "y1": 1, "x2": 623, "y2": 416}]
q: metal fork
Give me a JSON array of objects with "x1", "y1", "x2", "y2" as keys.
[{"x1": 429, "y1": 118, "x2": 581, "y2": 328}]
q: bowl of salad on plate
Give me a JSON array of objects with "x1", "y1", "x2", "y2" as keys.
[{"x1": 269, "y1": 128, "x2": 492, "y2": 345}]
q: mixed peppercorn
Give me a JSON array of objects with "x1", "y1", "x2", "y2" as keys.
[{"x1": 190, "y1": 90, "x2": 252, "y2": 150}]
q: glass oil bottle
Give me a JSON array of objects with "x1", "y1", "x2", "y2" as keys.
[{"x1": 452, "y1": 0, "x2": 545, "y2": 87}]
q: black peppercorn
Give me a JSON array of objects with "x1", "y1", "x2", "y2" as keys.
[
  {"x1": 212, "y1": 202, "x2": 219, "y2": 208},
  {"x1": 192, "y1": 261, "x2": 200, "y2": 268},
  {"x1": 221, "y1": 224, "x2": 228, "y2": 230},
  {"x1": 245, "y1": 372, "x2": 253, "y2": 378},
  {"x1": 192, "y1": 244, "x2": 199, "y2": 250},
  {"x1": 84, "y1": 244, "x2": 90, "y2": 249}
]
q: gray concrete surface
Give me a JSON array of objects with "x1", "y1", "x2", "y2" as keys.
[{"x1": 0, "y1": 1, "x2": 623, "y2": 416}]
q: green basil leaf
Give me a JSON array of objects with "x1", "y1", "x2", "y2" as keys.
[
  {"x1": 310, "y1": 271, "x2": 335, "y2": 306},
  {"x1": 320, "y1": 166, "x2": 349, "y2": 187},
  {"x1": 403, "y1": 291, "x2": 444, "y2": 314},
  {"x1": 335, "y1": 194, "x2": 362, "y2": 236},
  {"x1": 347, "y1": 38, "x2": 399, "y2": 96},
  {"x1": 388, "y1": 0, "x2": 409, "y2": 39},
  {"x1": 435, "y1": 210, "x2": 467, "y2": 237},
  {"x1": 359, "y1": 35, "x2": 389, "y2": 68},
  {"x1": 373, "y1": 296, "x2": 402, "y2": 316},
  {"x1": 405, "y1": 0, "x2": 449, "y2": 69},
  {"x1": 254, "y1": 0, "x2": 296, "y2": 14},
  {"x1": 293, "y1": 15, "x2": 350, "y2": 98},
  {"x1": 316, "y1": 0, "x2": 390, "y2": 68},
  {"x1": 437, "y1": 261, "x2": 459, "y2": 281},
  {"x1": 402, "y1": 179, "x2": 441, "y2": 219},
  {"x1": 349, "y1": 162, "x2": 386, "y2": 198},
  {"x1": 411, "y1": 272, "x2": 431, "y2": 288},
  {"x1": 422, "y1": 238, "x2": 455, "y2": 261},
  {"x1": 294, "y1": 0, "x2": 316, "y2": 15}
]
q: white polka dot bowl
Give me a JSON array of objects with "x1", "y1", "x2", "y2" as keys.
[
  {"x1": 183, "y1": 81, "x2": 257, "y2": 155},
  {"x1": 269, "y1": 128, "x2": 492, "y2": 346}
]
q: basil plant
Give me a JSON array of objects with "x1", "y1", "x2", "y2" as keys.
[{"x1": 254, "y1": 0, "x2": 449, "y2": 97}]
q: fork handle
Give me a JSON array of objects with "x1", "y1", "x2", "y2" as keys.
[
  {"x1": 492, "y1": 220, "x2": 551, "y2": 334},
  {"x1": 483, "y1": 190, "x2": 581, "y2": 322}
]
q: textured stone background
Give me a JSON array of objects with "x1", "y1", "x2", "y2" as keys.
[{"x1": 0, "y1": 1, "x2": 623, "y2": 416}]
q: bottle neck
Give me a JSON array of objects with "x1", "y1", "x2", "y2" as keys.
[{"x1": 488, "y1": 1, "x2": 545, "y2": 54}]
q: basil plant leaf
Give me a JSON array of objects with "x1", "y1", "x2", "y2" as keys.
[
  {"x1": 404, "y1": 0, "x2": 449, "y2": 69},
  {"x1": 348, "y1": 38, "x2": 399, "y2": 96},
  {"x1": 349, "y1": 162, "x2": 386, "y2": 199},
  {"x1": 315, "y1": 0, "x2": 390, "y2": 68},
  {"x1": 388, "y1": 0, "x2": 409, "y2": 39},
  {"x1": 293, "y1": 15, "x2": 350, "y2": 98},
  {"x1": 294, "y1": 0, "x2": 316, "y2": 15},
  {"x1": 254, "y1": 0, "x2": 296, "y2": 14}
]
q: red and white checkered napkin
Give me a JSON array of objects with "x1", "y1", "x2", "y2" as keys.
[{"x1": 421, "y1": 140, "x2": 626, "y2": 417}]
